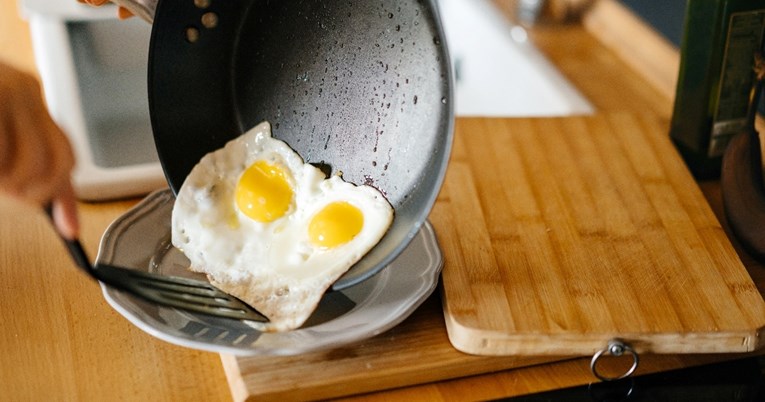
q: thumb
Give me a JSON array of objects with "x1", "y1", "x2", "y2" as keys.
[{"x1": 51, "y1": 182, "x2": 80, "y2": 240}]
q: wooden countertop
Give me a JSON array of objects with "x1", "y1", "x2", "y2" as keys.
[{"x1": 3, "y1": 0, "x2": 764, "y2": 401}]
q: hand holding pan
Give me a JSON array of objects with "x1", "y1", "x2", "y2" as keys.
[{"x1": 111, "y1": 0, "x2": 454, "y2": 290}]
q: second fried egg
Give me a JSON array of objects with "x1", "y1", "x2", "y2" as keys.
[{"x1": 171, "y1": 122, "x2": 393, "y2": 332}]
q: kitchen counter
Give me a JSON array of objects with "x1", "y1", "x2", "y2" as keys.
[{"x1": 3, "y1": 0, "x2": 765, "y2": 401}]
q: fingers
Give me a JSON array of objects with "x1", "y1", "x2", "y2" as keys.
[
  {"x1": 0, "y1": 77, "x2": 75, "y2": 205},
  {"x1": 117, "y1": 7, "x2": 134, "y2": 19},
  {"x1": 0, "y1": 62, "x2": 80, "y2": 237},
  {"x1": 0, "y1": 70, "x2": 47, "y2": 201},
  {"x1": 77, "y1": 0, "x2": 133, "y2": 19},
  {"x1": 78, "y1": 0, "x2": 110, "y2": 5},
  {"x1": 52, "y1": 181, "x2": 80, "y2": 240}
]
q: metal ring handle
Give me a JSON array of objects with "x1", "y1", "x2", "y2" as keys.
[{"x1": 590, "y1": 339, "x2": 639, "y2": 381}]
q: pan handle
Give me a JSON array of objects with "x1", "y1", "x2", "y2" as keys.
[{"x1": 111, "y1": 0, "x2": 157, "y2": 23}]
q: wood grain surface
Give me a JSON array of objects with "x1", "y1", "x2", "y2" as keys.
[
  {"x1": 5, "y1": 0, "x2": 765, "y2": 400},
  {"x1": 221, "y1": 295, "x2": 565, "y2": 402},
  {"x1": 492, "y1": 0, "x2": 677, "y2": 120},
  {"x1": 221, "y1": 114, "x2": 765, "y2": 400},
  {"x1": 0, "y1": 197, "x2": 235, "y2": 401},
  {"x1": 438, "y1": 114, "x2": 765, "y2": 355},
  {"x1": 582, "y1": 0, "x2": 680, "y2": 105}
]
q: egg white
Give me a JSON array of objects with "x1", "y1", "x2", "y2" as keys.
[{"x1": 171, "y1": 122, "x2": 393, "y2": 331}]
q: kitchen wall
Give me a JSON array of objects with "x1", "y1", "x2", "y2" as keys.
[{"x1": 618, "y1": 0, "x2": 687, "y2": 47}]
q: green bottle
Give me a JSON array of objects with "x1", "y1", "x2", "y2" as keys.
[{"x1": 670, "y1": 0, "x2": 765, "y2": 179}]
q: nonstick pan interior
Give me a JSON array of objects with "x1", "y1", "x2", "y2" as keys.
[{"x1": 148, "y1": 0, "x2": 453, "y2": 290}]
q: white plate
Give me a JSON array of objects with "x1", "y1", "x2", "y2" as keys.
[{"x1": 96, "y1": 189, "x2": 443, "y2": 356}]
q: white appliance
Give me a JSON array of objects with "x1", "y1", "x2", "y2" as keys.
[{"x1": 20, "y1": 0, "x2": 166, "y2": 201}]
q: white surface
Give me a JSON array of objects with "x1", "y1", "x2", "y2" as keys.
[
  {"x1": 97, "y1": 189, "x2": 443, "y2": 356},
  {"x1": 439, "y1": 0, "x2": 593, "y2": 116},
  {"x1": 26, "y1": 13, "x2": 166, "y2": 200},
  {"x1": 20, "y1": 0, "x2": 117, "y2": 20}
]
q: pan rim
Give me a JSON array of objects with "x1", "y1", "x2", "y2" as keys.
[{"x1": 147, "y1": 0, "x2": 454, "y2": 290}]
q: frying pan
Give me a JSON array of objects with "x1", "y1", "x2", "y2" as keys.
[{"x1": 117, "y1": 0, "x2": 453, "y2": 290}]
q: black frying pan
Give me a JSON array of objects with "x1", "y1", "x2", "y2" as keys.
[{"x1": 119, "y1": 0, "x2": 453, "y2": 290}]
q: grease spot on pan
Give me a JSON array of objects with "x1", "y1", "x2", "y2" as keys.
[
  {"x1": 185, "y1": 26, "x2": 200, "y2": 43},
  {"x1": 201, "y1": 12, "x2": 218, "y2": 29}
]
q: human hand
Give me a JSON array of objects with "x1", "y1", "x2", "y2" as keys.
[
  {"x1": 78, "y1": 0, "x2": 134, "y2": 19},
  {"x1": 0, "y1": 62, "x2": 79, "y2": 239}
]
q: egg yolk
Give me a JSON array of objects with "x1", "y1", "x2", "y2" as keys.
[
  {"x1": 235, "y1": 160, "x2": 293, "y2": 222},
  {"x1": 308, "y1": 201, "x2": 364, "y2": 248}
]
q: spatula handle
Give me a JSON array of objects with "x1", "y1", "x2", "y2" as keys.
[{"x1": 44, "y1": 205, "x2": 97, "y2": 278}]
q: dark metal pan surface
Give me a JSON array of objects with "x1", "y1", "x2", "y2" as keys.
[{"x1": 148, "y1": 0, "x2": 453, "y2": 290}]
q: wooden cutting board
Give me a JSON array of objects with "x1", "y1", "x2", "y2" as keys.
[
  {"x1": 437, "y1": 114, "x2": 765, "y2": 356},
  {"x1": 221, "y1": 295, "x2": 565, "y2": 401},
  {"x1": 220, "y1": 114, "x2": 765, "y2": 400}
]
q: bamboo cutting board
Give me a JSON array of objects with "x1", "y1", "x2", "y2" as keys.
[
  {"x1": 437, "y1": 114, "x2": 765, "y2": 356},
  {"x1": 221, "y1": 296, "x2": 566, "y2": 402},
  {"x1": 220, "y1": 114, "x2": 765, "y2": 400}
]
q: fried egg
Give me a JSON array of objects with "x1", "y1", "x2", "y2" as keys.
[{"x1": 171, "y1": 122, "x2": 393, "y2": 331}]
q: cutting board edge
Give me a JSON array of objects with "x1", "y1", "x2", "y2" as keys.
[
  {"x1": 440, "y1": 114, "x2": 765, "y2": 359},
  {"x1": 220, "y1": 352, "x2": 570, "y2": 402},
  {"x1": 443, "y1": 312, "x2": 765, "y2": 356},
  {"x1": 220, "y1": 354, "x2": 250, "y2": 402}
]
